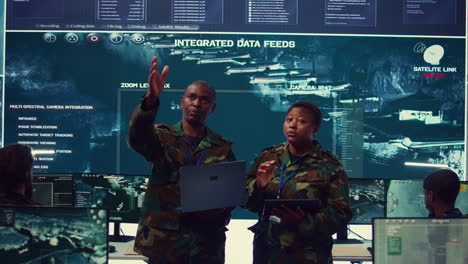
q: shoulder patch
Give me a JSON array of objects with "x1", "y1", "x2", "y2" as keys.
[
  {"x1": 261, "y1": 143, "x2": 285, "y2": 155},
  {"x1": 154, "y1": 123, "x2": 172, "y2": 131},
  {"x1": 153, "y1": 124, "x2": 175, "y2": 137}
]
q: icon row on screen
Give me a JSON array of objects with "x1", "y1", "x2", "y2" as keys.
[{"x1": 42, "y1": 33, "x2": 145, "y2": 44}]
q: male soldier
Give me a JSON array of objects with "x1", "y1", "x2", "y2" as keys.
[
  {"x1": 128, "y1": 56, "x2": 235, "y2": 264},
  {"x1": 423, "y1": 169, "x2": 466, "y2": 264},
  {"x1": 423, "y1": 169, "x2": 465, "y2": 218}
]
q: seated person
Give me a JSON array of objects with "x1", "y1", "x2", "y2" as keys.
[
  {"x1": 423, "y1": 169, "x2": 466, "y2": 218},
  {"x1": 368, "y1": 169, "x2": 467, "y2": 258},
  {"x1": 424, "y1": 169, "x2": 467, "y2": 264},
  {"x1": 0, "y1": 144, "x2": 36, "y2": 205}
]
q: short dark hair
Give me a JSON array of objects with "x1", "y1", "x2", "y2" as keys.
[
  {"x1": 0, "y1": 144, "x2": 34, "y2": 193},
  {"x1": 187, "y1": 80, "x2": 216, "y2": 101},
  {"x1": 286, "y1": 101, "x2": 322, "y2": 131},
  {"x1": 423, "y1": 169, "x2": 460, "y2": 204}
]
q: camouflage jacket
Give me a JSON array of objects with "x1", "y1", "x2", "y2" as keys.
[
  {"x1": 246, "y1": 141, "x2": 352, "y2": 263},
  {"x1": 127, "y1": 100, "x2": 235, "y2": 254},
  {"x1": 430, "y1": 208, "x2": 466, "y2": 218}
]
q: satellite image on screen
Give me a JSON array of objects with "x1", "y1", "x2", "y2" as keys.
[
  {"x1": 0, "y1": 207, "x2": 108, "y2": 264},
  {"x1": 74, "y1": 174, "x2": 147, "y2": 223},
  {"x1": 349, "y1": 178, "x2": 387, "y2": 223},
  {"x1": 387, "y1": 180, "x2": 468, "y2": 217},
  {"x1": 4, "y1": 32, "x2": 465, "y2": 180},
  {"x1": 387, "y1": 180, "x2": 426, "y2": 217}
]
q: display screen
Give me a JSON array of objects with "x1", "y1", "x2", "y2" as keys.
[
  {"x1": 5, "y1": 0, "x2": 465, "y2": 36},
  {"x1": 0, "y1": 0, "x2": 465, "y2": 223},
  {"x1": 4, "y1": 32, "x2": 465, "y2": 180},
  {"x1": 0, "y1": 206, "x2": 108, "y2": 264},
  {"x1": 348, "y1": 178, "x2": 386, "y2": 224},
  {"x1": 32, "y1": 173, "x2": 74, "y2": 206},
  {"x1": 74, "y1": 173, "x2": 147, "y2": 223},
  {"x1": 373, "y1": 218, "x2": 468, "y2": 264},
  {"x1": 387, "y1": 180, "x2": 468, "y2": 217}
]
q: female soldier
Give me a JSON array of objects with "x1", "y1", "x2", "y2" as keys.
[{"x1": 246, "y1": 101, "x2": 352, "y2": 264}]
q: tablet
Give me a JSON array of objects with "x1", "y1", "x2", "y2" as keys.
[{"x1": 263, "y1": 198, "x2": 320, "y2": 214}]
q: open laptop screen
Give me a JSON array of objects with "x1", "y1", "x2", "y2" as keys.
[{"x1": 180, "y1": 161, "x2": 246, "y2": 212}]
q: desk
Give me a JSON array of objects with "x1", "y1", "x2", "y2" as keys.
[
  {"x1": 109, "y1": 222, "x2": 372, "y2": 263},
  {"x1": 333, "y1": 240, "x2": 372, "y2": 262},
  {"x1": 109, "y1": 240, "x2": 372, "y2": 263},
  {"x1": 109, "y1": 240, "x2": 147, "y2": 262}
]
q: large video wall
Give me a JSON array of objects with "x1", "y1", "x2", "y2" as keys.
[{"x1": 1, "y1": 0, "x2": 466, "y2": 181}]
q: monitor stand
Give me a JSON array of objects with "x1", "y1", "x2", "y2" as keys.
[
  {"x1": 334, "y1": 224, "x2": 363, "y2": 244},
  {"x1": 109, "y1": 221, "x2": 135, "y2": 242}
]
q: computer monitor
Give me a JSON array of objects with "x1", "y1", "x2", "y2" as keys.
[
  {"x1": 349, "y1": 178, "x2": 387, "y2": 224},
  {"x1": 373, "y1": 217, "x2": 468, "y2": 264},
  {"x1": 0, "y1": 206, "x2": 109, "y2": 264},
  {"x1": 456, "y1": 181, "x2": 468, "y2": 213},
  {"x1": 335, "y1": 178, "x2": 387, "y2": 243},
  {"x1": 387, "y1": 180, "x2": 468, "y2": 217},
  {"x1": 73, "y1": 173, "x2": 147, "y2": 241},
  {"x1": 32, "y1": 173, "x2": 74, "y2": 206}
]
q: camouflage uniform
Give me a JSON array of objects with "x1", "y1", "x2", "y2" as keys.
[
  {"x1": 127, "y1": 99, "x2": 235, "y2": 264},
  {"x1": 0, "y1": 192, "x2": 37, "y2": 206},
  {"x1": 430, "y1": 208, "x2": 466, "y2": 218},
  {"x1": 246, "y1": 141, "x2": 352, "y2": 264}
]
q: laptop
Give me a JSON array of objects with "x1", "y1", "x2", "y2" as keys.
[{"x1": 179, "y1": 160, "x2": 246, "y2": 212}]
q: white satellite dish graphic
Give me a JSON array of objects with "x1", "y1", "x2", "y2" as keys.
[{"x1": 423, "y1": 45, "x2": 444, "y2": 65}]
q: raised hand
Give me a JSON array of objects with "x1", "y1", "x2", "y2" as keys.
[
  {"x1": 256, "y1": 160, "x2": 277, "y2": 188},
  {"x1": 143, "y1": 56, "x2": 169, "y2": 109}
]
